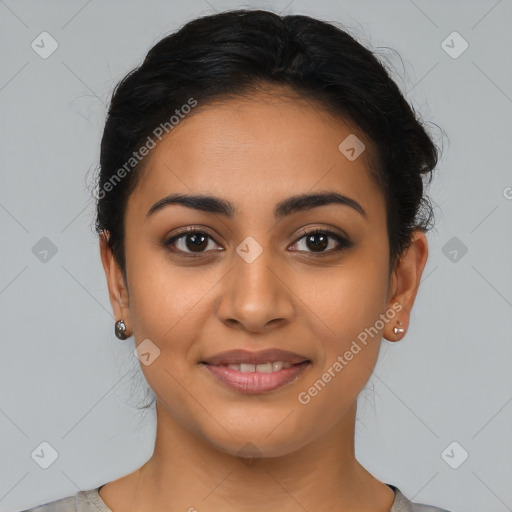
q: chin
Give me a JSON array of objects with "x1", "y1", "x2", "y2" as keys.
[
  {"x1": 194, "y1": 414, "x2": 312, "y2": 460},
  {"x1": 208, "y1": 434, "x2": 305, "y2": 461}
]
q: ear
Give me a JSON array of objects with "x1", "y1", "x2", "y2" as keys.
[
  {"x1": 384, "y1": 230, "x2": 429, "y2": 342},
  {"x1": 99, "y1": 231, "x2": 132, "y2": 337}
]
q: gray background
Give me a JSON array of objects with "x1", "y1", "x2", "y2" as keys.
[{"x1": 1, "y1": 1, "x2": 511, "y2": 511}]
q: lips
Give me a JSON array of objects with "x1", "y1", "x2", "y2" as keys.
[
  {"x1": 200, "y1": 348, "x2": 312, "y2": 394},
  {"x1": 203, "y1": 360, "x2": 311, "y2": 394},
  {"x1": 201, "y1": 348, "x2": 310, "y2": 366}
]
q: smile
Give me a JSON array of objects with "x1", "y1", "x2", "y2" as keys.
[
  {"x1": 202, "y1": 361, "x2": 311, "y2": 394},
  {"x1": 225, "y1": 361, "x2": 293, "y2": 372}
]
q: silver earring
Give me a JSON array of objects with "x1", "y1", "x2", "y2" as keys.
[
  {"x1": 393, "y1": 321, "x2": 405, "y2": 336},
  {"x1": 115, "y1": 319, "x2": 128, "y2": 340}
]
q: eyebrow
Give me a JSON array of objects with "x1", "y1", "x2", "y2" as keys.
[{"x1": 146, "y1": 191, "x2": 368, "y2": 221}]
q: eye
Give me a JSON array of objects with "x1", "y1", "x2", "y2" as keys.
[
  {"x1": 163, "y1": 227, "x2": 222, "y2": 255},
  {"x1": 163, "y1": 227, "x2": 352, "y2": 257},
  {"x1": 290, "y1": 229, "x2": 351, "y2": 255}
]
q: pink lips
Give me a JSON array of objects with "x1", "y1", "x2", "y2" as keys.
[
  {"x1": 204, "y1": 361, "x2": 310, "y2": 394},
  {"x1": 202, "y1": 348, "x2": 309, "y2": 366},
  {"x1": 200, "y1": 348, "x2": 311, "y2": 394}
]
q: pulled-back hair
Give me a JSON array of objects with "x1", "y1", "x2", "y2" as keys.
[{"x1": 95, "y1": 8, "x2": 442, "y2": 279}]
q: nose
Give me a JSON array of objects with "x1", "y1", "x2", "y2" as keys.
[{"x1": 215, "y1": 244, "x2": 295, "y2": 333}]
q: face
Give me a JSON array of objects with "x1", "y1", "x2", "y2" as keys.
[{"x1": 102, "y1": 89, "x2": 415, "y2": 458}]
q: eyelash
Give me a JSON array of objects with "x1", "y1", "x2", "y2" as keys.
[{"x1": 163, "y1": 226, "x2": 351, "y2": 257}]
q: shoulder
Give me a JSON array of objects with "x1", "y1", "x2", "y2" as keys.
[
  {"x1": 390, "y1": 485, "x2": 453, "y2": 512},
  {"x1": 19, "y1": 487, "x2": 110, "y2": 512}
]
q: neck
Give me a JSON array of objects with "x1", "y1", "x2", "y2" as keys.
[{"x1": 107, "y1": 399, "x2": 394, "y2": 512}]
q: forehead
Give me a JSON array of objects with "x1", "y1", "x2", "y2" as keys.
[{"x1": 127, "y1": 92, "x2": 385, "y2": 225}]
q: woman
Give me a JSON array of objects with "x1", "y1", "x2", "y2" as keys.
[{"x1": 23, "y1": 9, "x2": 451, "y2": 512}]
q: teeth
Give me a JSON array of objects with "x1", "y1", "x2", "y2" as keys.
[
  {"x1": 226, "y1": 361, "x2": 296, "y2": 373},
  {"x1": 272, "y1": 361, "x2": 283, "y2": 372}
]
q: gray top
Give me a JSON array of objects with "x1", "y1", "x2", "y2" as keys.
[{"x1": 21, "y1": 484, "x2": 452, "y2": 511}]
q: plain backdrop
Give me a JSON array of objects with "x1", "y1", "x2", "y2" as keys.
[{"x1": 1, "y1": 1, "x2": 511, "y2": 511}]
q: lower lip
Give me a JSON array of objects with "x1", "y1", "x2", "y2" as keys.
[{"x1": 202, "y1": 362, "x2": 311, "y2": 394}]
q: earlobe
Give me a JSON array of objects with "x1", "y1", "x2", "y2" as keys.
[
  {"x1": 384, "y1": 230, "x2": 429, "y2": 342},
  {"x1": 99, "y1": 232, "x2": 132, "y2": 338}
]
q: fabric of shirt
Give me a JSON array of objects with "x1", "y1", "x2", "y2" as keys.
[{"x1": 20, "y1": 483, "x2": 453, "y2": 511}]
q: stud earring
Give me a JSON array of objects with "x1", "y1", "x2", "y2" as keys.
[
  {"x1": 393, "y1": 321, "x2": 405, "y2": 338},
  {"x1": 115, "y1": 319, "x2": 128, "y2": 340}
]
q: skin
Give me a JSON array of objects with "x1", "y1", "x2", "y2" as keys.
[{"x1": 99, "y1": 87, "x2": 428, "y2": 512}]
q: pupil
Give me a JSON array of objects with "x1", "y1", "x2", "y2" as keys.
[
  {"x1": 307, "y1": 233, "x2": 327, "y2": 251},
  {"x1": 187, "y1": 233, "x2": 208, "y2": 251},
  {"x1": 183, "y1": 232, "x2": 329, "y2": 253}
]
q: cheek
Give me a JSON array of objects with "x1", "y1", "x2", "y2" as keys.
[
  {"x1": 296, "y1": 253, "x2": 390, "y2": 340},
  {"x1": 125, "y1": 242, "x2": 222, "y2": 344},
  {"x1": 296, "y1": 253, "x2": 389, "y2": 380},
  {"x1": 292, "y1": 268, "x2": 388, "y2": 426}
]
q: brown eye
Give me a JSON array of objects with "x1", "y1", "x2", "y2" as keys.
[
  {"x1": 304, "y1": 232, "x2": 329, "y2": 251},
  {"x1": 163, "y1": 227, "x2": 351, "y2": 257},
  {"x1": 182, "y1": 232, "x2": 209, "y2": 252},
  {"x1": 291, "y1": 229, "x2": 351, "y2": 255},
  {"x1": 164, "y1": 229, "x2": 220, "y2": 254}
]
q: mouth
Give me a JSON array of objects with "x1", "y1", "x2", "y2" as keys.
[
  {"x1": 199, "y1": 348, "x2": 312, "y2": 394},
  {"x1": 201, "y1": 348, "x2": 310, "y2": 366},
  {"x1": 209, "y1": 361, "x2": 302, "y2": 372}
]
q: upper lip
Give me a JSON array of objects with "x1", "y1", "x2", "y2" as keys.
[{"x1": 201, "y1": 349, "x2": 310, "y2": 366}]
